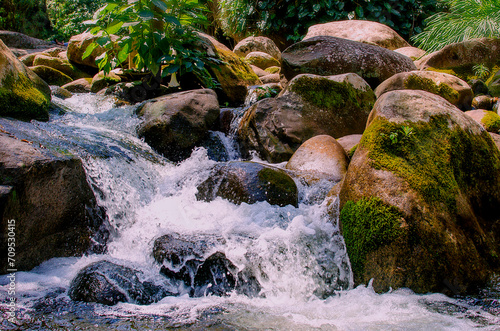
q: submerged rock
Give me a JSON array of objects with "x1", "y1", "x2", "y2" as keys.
[
  {"x1": 136, "y1": 89, "x2": 220, "y2": 162},
  {"x1": 0, "y1": 39, "x2": 51, "y2": 121},
  {"x1": 238, "y1": 73, "x2": 375, "y2": 162},
  {"x1": 282, "y1": 36, "x2": 416, "y2": 88},
  {"x1": 0, "y1": 133, "x2": 107, "y2": 272},
  {"x1": 196, "y1": 161, "x2": 298, "y2": 207},
  {"x1": 69, "y1": 260, "x2": 169, "y2": 306},
  {"x1": 338, "y1": 89, "x2": 500, "y2": 295},
  {"x1": 193, "y1": 252, "x2": 238, "y2": 297},
  {"x1": 304, "y1": 20, "x2": 410, "y2": 50}
]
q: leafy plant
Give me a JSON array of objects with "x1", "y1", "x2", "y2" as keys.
[
  {"x1": 83, "y1": 0, "x2": 216, "y2": 87},
  {"x1": 411, "y1": 0, "x2": 500, "y2": 53},
  {"x1": 0, "y1": 0, "x2": 52, "y2": 39},
  {"x1": 381, "y1": 126, "x2": 414, "y2": 146},
  {"x1": 256, "y1": 86, "x2": 278, "y2": 100},
  {"x1": 473, "y1": 64, "x2": 492, "y2": 80}
]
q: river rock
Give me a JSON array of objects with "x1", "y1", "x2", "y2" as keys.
[
  {"x1": 197, "y1": 33, "x2": 261, "y2": 105},
  {"x1": 469, "y1": 79, "x2": 489, "y2": 96},
  {"x1": 196, "y1": 161, "x2": 298, "y2": 207},
  {"x1": 337, "y1": 134, "x2": 362, "y2": 156},
  {"x1": 490, "y1": 132, "x2": 500, "y2": 151},
  {"x1": 464, "y1": 109, "x2": 500, "y2": 133},
  {"x1": 33, "y1": 54, "x2": 90, "y2": 80},
  {"x1": 91, "y1": 70, "x2": 122, "y2": 93},
  {"x1": 394, "y1": 46, "x2": 426, "y2": 60},
  {"x1": 50, "y1": 85, "x2": 73, "y2": 99},
  {"x1": 374, "y1": 71, "x2": 473, "y2": 111},
  {"x1": 233, "y1": 36, "x2": 281, "y2": 61},
  {"x1": 250, "y1": 64, "x2": 269, "y2": 77},
  {"x1": 61, "y1": 78, "x2": 93, "y2": 93},
  {"x1": 488, "y1": 69, "x2": 500, "y2": 97},
  {"x1": 19, "y1": 52, "x2": 43, "y2": 66},
  {"x1": 136, "y1": 89, "x2": 220, "y2": 162},
  {"x1": 260, "y1": 73, "x2": 280, "y2": 84},
  {"x1": 0, "y1": 39, "x2": 51, "y2": 121},
  {"x1": 69, "y1": 260, "x2": 168, "y2": 306},
  {"x1": 472, "y1": 95, "x2": 494, "y2": 110},
  {"x1": 338, "y1": 89, "x2": 500, "y2": 295},
  {"x1": 0, "y1": 30, "x2": 51, "y2": 49},
  {"x1": 238, "y1": 73, "x2": 375, "y2": 162},
  {"x1": 67, "y1": 32, "x2": 114, "y2": 70},
  {"x1": 285, "y1": 135, "x2": 349, "y2": 183},
  {"x1": 193, "y1": 252, "x2": 239, "y2": 297},
  {"x1": 245, "y1": 51, "x2": 280, "y2": 70},
  {"x1": 304, "y1": 20, "x2": 410, "y2": 50},
  {"x1": 0, "y1": 134, "x2": 107, "y2": 272},
  {"x1": 416, "y1": 38, "x2": 500, "y2": 76},
  {"x1": 29, "y1": 65, "x2": 73, "y2": 86},
  {"x1": 282, "y1": 36, "x2": 416, "y2": 88}
]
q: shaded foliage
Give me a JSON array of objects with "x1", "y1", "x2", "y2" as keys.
[{"x1": 0, "y1": 0, "x2": 52, "y2": 39}]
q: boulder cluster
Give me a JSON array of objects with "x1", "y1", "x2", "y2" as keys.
[{"x1": 1, "y1": 18, "x2": 500, "y2": 298}]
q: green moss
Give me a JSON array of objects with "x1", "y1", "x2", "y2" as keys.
[
  {"x1": 348, "y1": 144, "x2": 358, "y2": 159},
  {"x1": 360, "y1": 115, "x2": 500, "y2": 213},
  {"x1": 340, "y1": 197, "x2": 406, "y2": 277},
  {"x1": 481, "y1": 111, "x2": 500, "y2": 132},
  {"x1": 0, "y1": 72, "x2": 50, "y2": 121},
  {"x1": 404, "y1": 74, "x2": 459, "y2": 104},
  {"x1": 257, "y1": 167, "x2": 298, "y2": 207},
  {"x1": 265, "y1": 66, "x2": 280, "y2": 74}
]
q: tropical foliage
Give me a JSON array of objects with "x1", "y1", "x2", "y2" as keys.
[
  {"x1": 412, "y1": 0, "x2": 500, "y2": 52},
  {"x1": 0, "y1": 0, "x2": 52, "y2": 39},
  {"x1": 83, "y1": 0, "x2": 215, "y2": 87},
  {"x1": 217, "y1": 0, "x2": 438, "y2": 44}
]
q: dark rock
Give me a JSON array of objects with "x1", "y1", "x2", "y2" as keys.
[
  {"x1": 50, "y1": 85, "x2": 73, "y2": 100},
  {"x1": 136, "y1": 89, "x2": 220, "y2": 162},
  {"x1": 69, "y1": 260, "x2": 169, "y2": 305},
  {"x1": 0, "y1": 134, "x2": 107, "y2": 272},
  {"x1": 468, "y1": 79, "x2": 489, "y2": 96},
  {"x1": 472, "y1": 95, "x2": 494, "y2": 110},
  {"x1": 236, "y1": 266, "x2": 262, "y2": 297},
  {"x1": 196, "y1": 161, "x2": 298, "y2": 207},
  {"x1": 193, "y1": 252, "x2": 238, "y2": 297},
  {"x1": 0, "y1": 30, "x2": 51, "y2": 49},
  {"x1": 200, "y1": 132, "x2": 230, "y2": 162},
  {"x1": 281, "y1": 36, "x2": 416, "y2": 88}
]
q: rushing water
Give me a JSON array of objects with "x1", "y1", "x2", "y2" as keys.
[{"x1": 1, "y1": 93, "x2": 499, "y2": 330}]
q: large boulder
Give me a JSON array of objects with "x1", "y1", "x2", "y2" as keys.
[
  {"x1": 304, "y1": 20, "x2": 410, "y2": 50},
  {"x1": 285, "y1": 135, "x2": 349, "y2": 183},
  {"x1": 136, "y1": 89, "x2": 220, "y2": 162},
  {"x1": 69, "y1": 260, "x2": 168, "y2": 306},
  {"x1": 282, "y1": 36, "x2": 417, "y2": 88},
  {"x1": 197, "y1": 33, "x2": 261, "y2": 105},
  {"x1": 0, "y1": 134, "x2": 107, "y2": 272},
  {"x1": 245, "y1": 51, "x2": 280, "y2": 70},
  {"x1": 238, "y1": 73, "x2": 376, "y2": 162},
  {"x1": 233, "y1": 36, "x2": 282, "y2": 61},
  {"x1": 29, "y1": 65, "x2": 73, "y2": 86},
  {"x1": 196, "y1": 161, "x2": 298, "y2": 207},
  {"x1": 67, "y1": 32, "x2": 113, "y2": 70},
  {"x1": 0, "y1": 30, "x2": 51, "y2": 49},
  {"x1": 416, "y1": 38, "x2": 500, "y2": 79},
  {"x1": 33, "y1": 54, "x2": 90, "y2": 80},
  {"x1": 374, "y1": 71, "x2": 473, "y2": 111},
  {"x1": 338, "y1": 89, "x2": 500, "y2": 295},
  {"x1": 393, "y1": 47, "x2": 426, "y2": 61},
  {"x1": 0, "y1": 39, "x2": 51, "y2": 121}
]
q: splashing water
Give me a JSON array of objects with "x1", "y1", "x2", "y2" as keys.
[{"x1": 0, "y1": 93, "x2": 499, "y2": 330}]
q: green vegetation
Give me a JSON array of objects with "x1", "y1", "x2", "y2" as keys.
[
  {"x1": 0, "y1": 0, "x2": 52, "y2": 39},
  {"x1": 403, "y1": 74, "x2": 459, "y2": 105},
  {"x1": 218, "y1": 0, "x2": 438, "y2": 45},
  {"x1": 340, "y1": 197, "x2": 406, "y2": 277},
  {"x1": 481, "y1": 111, "x2": 500, "y2": 133},
  {"x1": 82, "y1": 0, "x2": 216, "y2": 87},
  {"x1": 412, "y1": 0, "x2": 500, "y2": 53}
]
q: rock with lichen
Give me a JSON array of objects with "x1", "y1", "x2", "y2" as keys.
[
  {"x1": 465, "y1": 109, "x2": 500, "y2": 133},
  {"x1": 374, "y1": 71, "x2": 473, "y2": 110},
  {"x1": 336, "y1": 89, "x2": 500, "y2": 295},
  {"x1": 233, "y1": 36, "x2": 281, "y2": 62},
  {"x1": 29, "y1": 65, "x2": 73, "y2": 86},
  {"x1": 0, "y1": 39, "x2": 51, "y2": 121},
  {"x1": 281, "y1": 36, "x2": 416, "y2": 88},
  {"x1": 238, "y1": 73, "x2": 375, "y2": 163}
]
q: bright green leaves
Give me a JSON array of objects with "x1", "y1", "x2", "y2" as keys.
[{"x1": 82, "y1": 0, "x2": 214, "y2": 87}]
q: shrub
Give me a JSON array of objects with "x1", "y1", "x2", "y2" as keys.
[{"x1": 411, "y1": 0, "x2": 500, "y2": 53}]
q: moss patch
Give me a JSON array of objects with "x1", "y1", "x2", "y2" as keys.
[
  {"x1": 481, "y1": 111, "x2": 500, "y2": 133},
  {"x1": 404, "y1": 74, "x2": 459, "y2": 105},
  {"x1": 0, "y1": 72, "x2": 50, "y2": 121},
  {"x1": 360, "y1": 115, "x2": 500, "y2": 213},
  {"x1": 257, "y1": 167, "x2": 298, "y2": 207},
  {"x1": 289, "y1": 75, "x2": 375, "y2": 113},
  {"x1": 340, "y1": 197, "x2": 406, "y2": 277}
]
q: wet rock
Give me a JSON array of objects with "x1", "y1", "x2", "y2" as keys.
[
  {"x1": 245, "y1": 51, "x2": 280, "y2": 70},
  {"x1": 90, "y1": 70, "x2": 122, "y2": 93},
  {"x1": 0, "y1": 39, "x2": 51, "y2": 121},
  {"x1": 69, "y1": 260, "x2": 169, "y2": 306},
  {"x1": 286, "y1": 135, "x2": 349, "y2": 183},
  {"x1": 29, "y1": 65, "x2": 73, "y2": 86},
  {"x1": 196, "y1": 161, "x2": 298, "y2": 207},
  {"x1": 282, "y1": 36, "x2": 416, "y2": 88},
  {"x1": 193, "y1": 252, "x2": 238, "y2": 297},
  {"x1": 136, "y1": 89, "x2": 220, "y2": 162},
  {"x1": 61, "y1": 78, "x2": 93, "y2": 93},
  {"x1": 238, "y1": 73, "x2": 375, "y2": 162},
  {"x1": 472, "y1": 95, "x2": 494, "y2": 110},
  {"x1": 0, "y1": 134, "x2": 107, "y2": 272},
  {"x1": 374, "y1": 71, "x2": 473, "y2": 111},
  {"x1": 304, "y1": 20, "x2": 410, "y2": 50},
  {"x1": 50, "y1": 85, "x2": 73, "y2": 99},
  {"x1": 233, "y1": 36, "x2": 281, "y2": 61},
  {"x1": 464, "y1": 109, "x2": 500, "y2": 133},
  {"x1": 338, "y1": 89, "x2": 500, "y2": 295}
]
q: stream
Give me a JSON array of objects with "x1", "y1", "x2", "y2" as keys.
[{"x1": 0, "y1": 92, "x2": 499, "y2": 330}]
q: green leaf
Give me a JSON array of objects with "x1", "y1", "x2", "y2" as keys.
[
  {"x1": 106, "y1": 20, "x2": 124, "y2": 34},
  {"x1": 116, "y1": 42, "x2": 130, "y2": 64},
  {"x1": 166, "y1": 64, "x2": 180, "y2": 73},
  {"x1": 151, "y1": 0, "x2": 169, "y2": 12},
  {"x1": 138, "y1": 10, "x2": 155, "y2": 20},
  {"x1": 96, "y1": 36, "x2": 111, "y2": 46},
  {"x1": 82, "y1": 43, "x2": 98, "y2": 60},
  {"x1": 355, "y1": 6, "x2": 364, "y2": 18}
]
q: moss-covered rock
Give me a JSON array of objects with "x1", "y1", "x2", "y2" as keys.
[
  {"x1": 338, "y1": 89, "x2": 500, "y2": 295},
  {"x1": 91, "y1": 70, "x2": 122, "y2": 93},
  {"x1": 465, "y1": 109, "x2": 500, "y2": 133},
  {"x1": 374, "y1": 71, "x2": 472, "y2": 111},
  {"x1": 233, "y1": 36, "x2": 281, "y2": 62},
  {"x1": 0, "y1": 39, "x2": 51, "y2": 121},
  {"x1": 33, "y1": 54, "x2": 90, "y2": 80},
  {"x1": 488, "y1": 68, "x2": 500, "y2": 97},
  {"x1": 196, "y1": 161, "x2": 298, "y2": 207},
  {"x1": 238, "y1": 73, "x2": 375, "y2": 163},
  {"x1": 30, "y1": 65, "x2": 73, "y2": 86},
  {"x1": 472, "y1": 95, "x2": 494, "y2": 110},
  {"x1": 245, "y1": 51, "x2": 280, "y2": 70}
]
